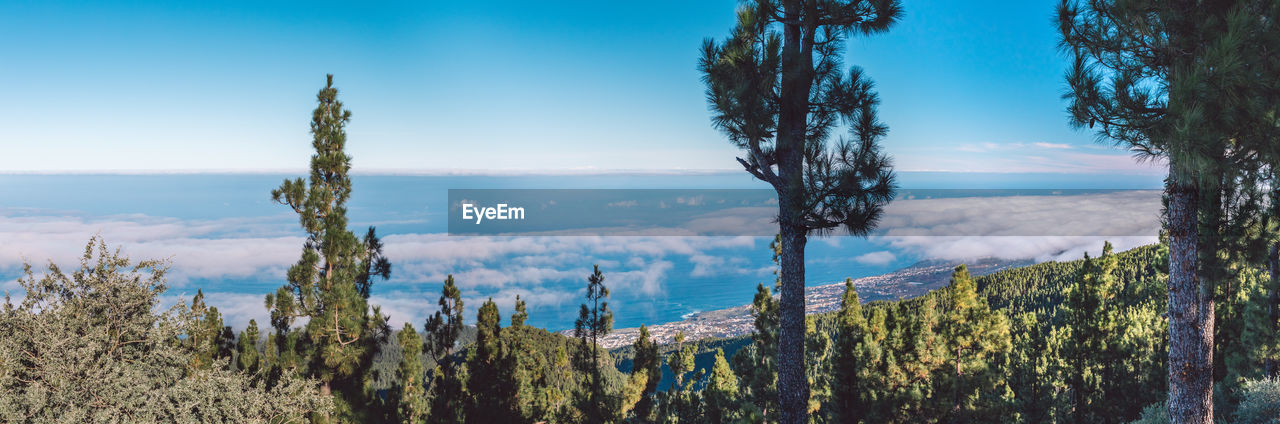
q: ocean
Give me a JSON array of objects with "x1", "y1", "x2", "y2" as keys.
[{"x1": 0, "y1": 171, "x2": 1163, "y2": 332}]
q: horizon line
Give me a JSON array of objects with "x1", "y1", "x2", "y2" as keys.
[{"x1": 0, "y1": 168, "x2": 1168, "y2": 177}]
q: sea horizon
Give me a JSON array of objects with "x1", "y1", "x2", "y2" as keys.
[{"x1": 0, "y1": 171, "x2": 1162, "y2": 333}]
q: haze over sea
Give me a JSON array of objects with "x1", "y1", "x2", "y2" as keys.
[{"x1": 0, "y1": 171, "x2": 1162, "y2": 332}]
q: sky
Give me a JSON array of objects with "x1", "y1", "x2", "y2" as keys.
[{"x1": 0, "y1": 0, "x2": 1165, "y2": 175}]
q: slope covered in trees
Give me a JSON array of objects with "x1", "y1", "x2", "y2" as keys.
[{"x1": 596, "y1": 240, "x2": 1277, "y2": 424}]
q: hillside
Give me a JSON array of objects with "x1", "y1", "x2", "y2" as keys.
[
  {"x1": 596, "y1": 257, "x2": 1031, "y2": 349},
  {"x1": 610, "y1": 244, "x2": 1166, "y2": 395}
]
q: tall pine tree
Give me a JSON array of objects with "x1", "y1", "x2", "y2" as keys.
[
  {"x1": 573, "y1": 265, "x2": 614, "y2": 422},
  {"x1": 264, "y1": 74, "x2": 393, "y2": 420},
  {"x1": 396, "y1": 323, "x2": 428, "y2": 424},
  {"x1": 828, "y1": 278, "x2": 869, "y2": 422},
  {"x1": 1059, "y1": 2, "x2": 1277, "y2": 420},
  {"x1": 467, "y1": 298, "x2": 520, "y2": 422},
  {"x1": 629, "y1": 325, "x2": 661, "y2": 422},
  {"x1": 699, "y1": 2, "x2": 900, "y2": 421},
  {"x1": 426, "y1": 275, "x2": 467, "y2": 423},
  {"x1": 941, "y1": 265, "x2": 1010, "y2": 421}
]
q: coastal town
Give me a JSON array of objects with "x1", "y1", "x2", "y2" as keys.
[{"x1": 588, "y1": 258, "x2": 1030, "y2": 348}]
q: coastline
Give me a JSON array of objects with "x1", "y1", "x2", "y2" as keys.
[{"x1": 585, "y1": 257, "x2": 1032, "y2": 348}]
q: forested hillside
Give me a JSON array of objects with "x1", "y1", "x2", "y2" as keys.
[
  {"x1": 600, "y1": 241, "x2": 1276, "y2": 423},
  {"x1": 5, "y1": 236, "x2": 1280, "y2": 423}
]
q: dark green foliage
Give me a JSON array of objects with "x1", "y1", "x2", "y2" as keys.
[
  {"x1": 466, "y1": 298, "x2": 521, "y2": 422},
  {"x1": 238, "y1": 319, "x2": 263, "y2": 376},
  {"x1": 425, "y1": 275, "x2": 464, "y2": 362},
  {"x1": 656, "y1": 333, "x2": 703, "y2": 423},
  {"x1": 426, "y1": 276, "x2": 467, "y2": 424},
  {"x1": 702, "y1": 349, "x2": 739, "y2": 424},
  {"x1": 699, "y1": 1, "x2": 902, "y2": 421},
  {"x1": 512, "y1": 294, "x2": 528, "y2": 327},
  {"x1": 396, "y1": 323, "x2": 428, "y2": 424},
  {"x1": 1004, "y1": 311, "x2": 1064, "y2": 423},
  {"x1": 629, "y1": 325, "x2": 662, "y2": 422},
  {"x1": 1053, "y1": 242, "x2": 1166, "y2": 423},
  {"x1": 262, "y1": 74, "x2": 392, "y2": 421},
  {"x1": 733, "y1": 282, "x2": 780, "y2": 421},
  {"x1": 826, "y1": 278, "x2": 868, "y2": 422},
  {"x1": 1059, "y1": 1, "x2": 1280, "y2": 421},
  {"x1": 187, "y1": 289, "x2": 236, "y2": 371},
  {"x1": 574, "y1": 265, "x2": 617, "y2": 422}
]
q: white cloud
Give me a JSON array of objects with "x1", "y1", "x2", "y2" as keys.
[
  {"x1": 882, "y1": 235, "x2": 1156, "y2": 263},
  {"x1": 854, "y1": 251, "x2": 896, "y2": 266},
  {"x1": 1033, "y1": 142, "x2": 1074, "y2": 149},
  {"x1": 610, "y1": 259, "x2": 674, "y2": 296},
  {"x1": 879, "y1": 191, "x2": 1162, "y2": 237},
  {"x1": 0, "y1": 189, "x2": 1170, "y2": 332}
]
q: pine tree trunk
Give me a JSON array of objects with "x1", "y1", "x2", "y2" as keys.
[
  {"x1": 953, "y1": 347, "x2": 961, "y2": 416},
  {"x1": 774, "y1": 0, "x2": 814, "y2": 421},
  {"x1": 320, "y1": 380, "x2": 333, "y2": 421},
  {"x1": 1166, "y1": 180, "x2": 1213, "y2": 424},
  {"x1": 777, "y1": 221, "x2": 808, "y2": 424},
  {"x1": 1269, "y1": 242, "x2": 1279, "y2": 378}
]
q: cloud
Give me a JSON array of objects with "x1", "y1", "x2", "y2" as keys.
[
  {"x1": 854, "y1": 251, "x2": 896, "y2": 266},
  {"x1": 0, "y1": 189, "x2": 1169, "y2": 331},
  {"x1": 868, "y1": 190, "x2": 1162, "y2": 264},
  {"x1": 881, "y1": 235, "x2": 1156, "y2": 263},
  {"x1": 689, "y1": 254, "x2": 723, "y2": 277},
  {"x1": 878, "y1": 191, "x2": 1162, "y2": 237},
  {"x1": 900, "y1": 144, "x2": 1166, "y2": 174},
  {"x1": 610, "y1": 259, "x2": 674, "y2": 296},
  {"x1": 1034, "y1": 142, "x2": 1074, "y2": 149}
]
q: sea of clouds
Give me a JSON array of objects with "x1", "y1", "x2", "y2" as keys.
[{"x1": 0, "y1": 190, "x2": 1161, "y2": 331}]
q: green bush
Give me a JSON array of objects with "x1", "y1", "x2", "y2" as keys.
[{"x1": 1237, "y1": 377, "x2": 1280, "y2": 424}]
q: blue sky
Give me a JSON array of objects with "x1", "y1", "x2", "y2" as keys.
[{"x1": 0, "y1": 0, "x2": 1164, "y2": 175}]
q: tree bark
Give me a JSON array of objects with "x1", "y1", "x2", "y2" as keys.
[
  {"x1": 774, "y1": 0, "x2": 815, "y2": 422},
  {"x1": 321, "y1": 380, "x2": 333, "y2": 421},
  {"x1": 777, "y1": 222, "x2": 808, "y2": 424},
  {"x1": 1268, "y1": 242, "x2": 1278, "y2": 378},
  {"x1": 1166, "y1": 179, "x2": 1213, "y2": 424}
]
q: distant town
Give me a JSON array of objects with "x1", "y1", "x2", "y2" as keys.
[{"x1": 586, "y1": 257, "x2": 1031, "y2": 348}]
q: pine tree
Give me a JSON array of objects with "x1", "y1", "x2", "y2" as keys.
[
  {"x1": 238, "y1": 319, "x2": 262, "y2": 376},
  {"x1": 804, "y1": 315, "x2": 832, "y2": 414},
  {"x1": 704, "y1": 349, "x2": 740, "y2": 424},
  {"x1": 425, "y1": 275, "x2": 464, "y2": 363},
  {"x1": 1057, "y1": 244, "x2": 1120, "y2": 423},
  {"x1": 573, "y1": 265, "x2": 614, "y2": 422},
  {"x1": 1005, "y1": 311, "x2": 1063, "y2": 423},
  {"x1": 731, "y1": 235, "x2": 782, "y2": 420},
  {"x1": 187, "y1": 289, "x2": 229, "y2": 371},
  {"x1": 699, "y1": 2, "x2": 901, "y2": 421},
  {"x1": 1058, "y1": 2, "x2": 1277, "y2": 421},
  {"x1": 396, "y1": 323, "x2": 428, "y2": 424},
  {"x1": 941, "y1": 265, "x2": 1010, "y2": 421},
  {"x1": 467, "y1": 298, "x2": 520, "y2": 422},
  {"x1": 735, "y1": 282, "x2": 780, "y2": 420},
  {"x1": 829, "y1": 278, "x2": 869, "y2": 422},
  {"x1": 425, "y1": 275, "x2": 467, "y2": 424},
  {"x1": 908, "y1": 295, "x2": 949, "y2": 420},
  {"x1": 511, "y1": 294, "x2": 528, "y2": 327},
  {"x1": 630, "y1": 325, "x2": 661, "y2": 422},
  {"x1": 658, "y1": 332, "x2": 703, "y2": 423},
  {"x1": 263, "y1": 74, "x2": 392, "y2": 419}
]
